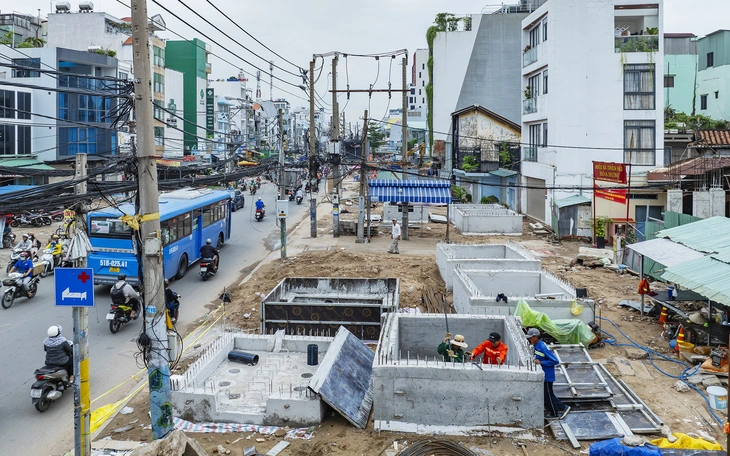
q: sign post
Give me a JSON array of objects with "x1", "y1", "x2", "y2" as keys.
[{"x1": 55, "y1": 268, "x2": 95, "y2": 308}]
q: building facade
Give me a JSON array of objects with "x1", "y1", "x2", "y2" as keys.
[
  {"x1": 663, "y1": 33, "x2": 697, "y2": 115},
  {"x1": 696, "y1": 30, "x2": 730, "y2": 121},
  {"x1": 520, "y1": 0, "x2": 665, "y2": 225},
  {"x1": 410, "y1": 48, "x2": 428, "y2": 111}
]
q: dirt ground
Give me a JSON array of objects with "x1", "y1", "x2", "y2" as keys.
[{"x1": 96, "y1": 214, "x2": 726, "y2": 455}]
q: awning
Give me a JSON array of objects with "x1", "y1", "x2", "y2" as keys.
[
  {"x1": 662, "y1": 256, "x2": 730, "y2": 306},
  {"x1": 627, "y1": 238, "x2": 705, "y2": 267},
  {"x1": 555, "y1": 194, "x2": 591, "y2": 209},
  {"x1": 655, "y1": 216, "x2": 730, "y2": 253},
  {"x1": 0, "y1": 157, "x2": 54, "y2": 175},
  {"x1": 489, "y1": 168, "x2": 518, "y2": 177},
  {"x1": 368, "y1": 179, "x2": 451, "y2": 204}
]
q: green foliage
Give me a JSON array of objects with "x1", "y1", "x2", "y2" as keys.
[
  {"x1": 523, "y1": 86, "x2": 532, "y2": 99},
  {"x1": 426, "y1": 83, "x2": 434, "y2": 149},
  {"x1": 461, "y1": 155, "x2": 479, "y2": 172},
  {"x1": 645, "y1": 27, "x2": 658, "y2": 35},
  {"x1": 107, "y1": 49, "x2": 117, "y2": 57},
  {"x1": 426, "y1": 26, "x2": 439, "y2": 49},
  {"x1": 451, "y1": 185, "x2": 468, "y2": 200},
  {"x1": 498, "y1": 143, "x2": 513, "y2": 168},
  {"x1": 594, "y1": 216, "x2": 612, "y2": 238},
  {"x1": 407, "y1": 138, "x2": 418, "y2": 150},
  {"x1": 0, "y1": 31, "x2": 13, "y2": 46},
  {"x1": 427, "y1": 56, "x2": 433, "y2": 82},
  {"x1": 665, "y1": 108, "x2": 729, "y2": 130},
  {"x1": 481, "y1": 195, "x2": 499, "y2": 204},
  {"x1": 15, "y1": 36, "x2": 46, "y2": 48},
  {"x1": 367, "y1": 121, "x2": 387, "y2": 150}
]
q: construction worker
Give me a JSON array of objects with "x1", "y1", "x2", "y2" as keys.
[
  {"x1": 437, "y1": 333, "x2": 468, "y2": 363},
  {"x1": 526, "y1": 328, "x2": 570, "y2": 420},
  {"x1": 469, "y1": 332, "x2": 509, "y2": 365}
]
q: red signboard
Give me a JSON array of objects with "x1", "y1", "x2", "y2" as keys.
[
  {"x1": 593, "y1": 161, "x2": 627, "y2": 184},
  {"x1": 594, "y1": 187, "x2": 627, "y2": 204}
]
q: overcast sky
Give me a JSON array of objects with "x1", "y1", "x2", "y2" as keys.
[{"x1": 17, "y1": 0, "x2": 730, "y2": 131}]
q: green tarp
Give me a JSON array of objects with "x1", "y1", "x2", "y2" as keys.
[{"x1": 514, "y1": 299, "x2": 595, "y2": 345}]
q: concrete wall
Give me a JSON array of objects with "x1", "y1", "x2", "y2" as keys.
[
  {"x1": 373, "y1": 314, "x2": 542, "y2": 433},
  {"x1": 451, "y1": 204, "x2": 523, "y2": 235},
  {"x1": 693, "y1": 190, "x2": 711, "y2": 218},
  {"x1": 710, "y1": 188, "x2": 726, "y2": 217},
  {"x1": 454, "y1": 268, "x2": 576, "y2": 299},
  {"x1": 383, "y1": 204, "x2": 429, "y2": 223}
]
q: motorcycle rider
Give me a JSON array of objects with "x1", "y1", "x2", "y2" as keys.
[
  {"x1": 44, "y1": 325, "x2": 74, "y2": 383},
  {"x1": 28, "y1": 232, "x2": 42, "y2": 259},
  {"x1": 14, "y1": 233, "x2": 32, "y2": 253},
  {"x1": 295, "y1": 186, "x2": 303, "y2": 202},
  {"x1": 164, "y1": 280, "x2": 181, "y2": 324},
  {"x1": 111, "y1": 274, "x2": 141, "y2": 319},
  {"x1": 9, "y1": 251, "x2": 34, "y2": 297},
  {"x1": 255, "y1": 197, "x2": 266, "y2": 216},
  {"x1": 200, "y1": 239, "x2": 219, "y2": 271},
  {"x1": 45, "y1": 235, "x2": 63, "y2": 266}
]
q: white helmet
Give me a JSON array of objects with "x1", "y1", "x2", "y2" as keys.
[
  {"x1": 257, "y1": 198, "x2": 262, "y2": 201},
  {"x1": 47, "y1": 325, "x2": 62, "y2": 337}
]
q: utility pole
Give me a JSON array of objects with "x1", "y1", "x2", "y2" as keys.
[
  {"x1": 73, "y1": 152, "x2": 90, "y2": 456},
  {"x1": 401, "y1": 55, "x2": 409, "y2": 241},
  {"x1": 357, "y1": 110, "x2": 368, "y2": 243},
  {"x1": 131, "y1": 0, "x2": 172, "y2": 440},
  {"x1": 278, "y1": 108, "x2": 286, "y2": 259},
  {"x1": 309, "y1": 59, "x2": 317, "y2": 238},
  {"x1": 331, "y1": 55, "x2": 340, "y2": 238}
]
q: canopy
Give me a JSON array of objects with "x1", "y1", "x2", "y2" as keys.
[
  {"x1": 662, "y1": 256, "x2": 730, "y2": 307},
  {"x1": 368, "y1": 179, "x2": 451, "y2": 204},
  {"x1": 627, "y1": 238, "x2": 705, "y2": 267}
]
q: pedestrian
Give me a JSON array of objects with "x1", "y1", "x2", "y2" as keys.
[
  {"x1": 437, "y1": 333, "x2": 468, "y2": 363},
  {"x1": 525, "y1": 328, "x2": 570, "y2": 420},
  {"x1": 469, "y1": 332, "x2": 508, "y2": 365},
  {"x1": 387, "y1": 218, "x2": 401, "y2": 254}
]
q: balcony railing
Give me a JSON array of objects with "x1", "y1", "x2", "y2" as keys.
[
  {"x1": 523, "y1": 98, "x2": 537, "y2": 114},
  {"x1": 614, "y1": 35, "x2": 659, "y2": 53},
  {"x1": 523, "y1": 146, "x2": 538, "y2": 162},
  {"x1": 523, "y1": 46, "x2": 538, "y2": 67}
]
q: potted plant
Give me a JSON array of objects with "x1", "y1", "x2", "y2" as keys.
[
  {"x1": 594, "y1": 216, "x2": 611, "y2": 249},
  {"x1": 524, "y1": 86, "x2": 532, "y2": 100},
  {"x1": 523, "y1": 44, "x2": 532, "y2": 53}
]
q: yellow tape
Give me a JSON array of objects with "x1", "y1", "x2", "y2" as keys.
[{"x1": 119, "y1": 212, "x2": 160, "y2": 231}]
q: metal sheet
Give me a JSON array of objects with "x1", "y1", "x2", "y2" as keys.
[
  {"x1": 627, "y1": 238, "x2": 704, "y2": 267},
  {"x1": 308, "y1": 327, "x2": 374, "y2": 428},
  {"x1": 549, "y1": 411, "x2": 628, "y2": 440},
  {"x1": 662, "y1": 255, "x2": 730, "y2": 307},
  {"x1": 656, "y1": 216, "x2": 730, "y2": 253}
]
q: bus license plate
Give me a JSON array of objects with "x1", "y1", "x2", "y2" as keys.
[
  {"x1": 106, "y1": 313, "x2": 115, "y2": 320},
  {"x1": 109, "y1": 267, "x2": 120, "y2": 272},
  {"x1": 30, "y1": 389, "x2": 43, "y2": 398}
]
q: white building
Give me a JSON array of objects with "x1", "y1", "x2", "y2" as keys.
[
  {"x1": 519, "y1": 0, "x2": 665, "y2": 225},
  {"x1": 410, "y1": 48, "x2": 428, "y2": 111},
  {"x1": 162, "y1": 68, "x2": 185, "y2": 157}
]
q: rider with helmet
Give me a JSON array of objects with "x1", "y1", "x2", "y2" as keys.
[
  {"x1": 164, "y1": 280, "x2": 181, "y2": 324},
  {"x1": 45, "y1": 234, "x2": 63, "y2": 265},
  {"x1": 200, "y1": 239, "x2": 219, "y2": 271},
  {"x1": 44, "y1": 325, "x2": 74, "y2": 383},
  {"x1": 111, "y1": 274, "x2": 141, "y2": 319},
  {"x1": 9, "y1": 251, "x2": 34, "y2": 297},
  {"x1": 255, "y1": 197, "x2": 265, "y2": 215},
  {"x1": 28, "y1": 232, "x2": 42, "y2": 259},
  {"x1": 14, "y1": 233, "x2": 32, "y2": 253}
]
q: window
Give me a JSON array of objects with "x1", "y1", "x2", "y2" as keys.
[
  {"x1": 12, "y1": 58, "x2": 40, "y2": 78},
  {"x1": 17, "y1": 92, "x2": 30, "y2": 119},
  {"x1": 161, "y1": 215, "x2": 189, "y2": 246},
  {"x1": 153, "y1": 46, "x2": 165, "y2": 67},
  {"x1": 422, "y1": 80, "x2": 425, "y2": 87},
  {"x1": 418, "y1": 89, "x2": 421, "y2": 95},
  {"x1": 79, "y1": 95, "x2": 104, "y2": 122},
  {"x1": 529, "y1": 124, "x2": 541, "y2": 147},
  {"x1": 89, "y1": 217, "x2": 132, "y2": 238},
  {"x1": 543, "y1": 18, "x2": 548, "y2": 41},
  {"x1": 17, "y1": 125, "x2": 30, "y2": 155},
  {"x1": 542, "y1": 123, "x2": 548, "y2": 147},
  {"x1": 410, "y1": 105, "x2": 415, "y2": 110},
  {"x1": 118, "y1": 71, "x2": 128, "y2": 81},
  {"x1": 422, "y1": 97, "x2": 425, "y2": 103},
  {"x1": 153, "y1": 73, "x2": 164, "y2": 93},
  {"x1": 715, "y1": 91, "x2": 719, "y2": 99},
  {"x1": 60, "y1": 127, "x2": 100, "y2": 156},
  {"x1": 0, "y1": 89, "x2": 15, "y2": 118},
  {"x1": 153, "y1": 100, "x2": 164, "y2": 121},
  {"x1": 422, "y1": 63, "x2": 425, "y2": 70},
  {"x1": 624, "y1": 64, "x2": 655, "y2": 110},
  {"x1": 707, "y1": 52, "x2": 714, "y2": 67},
  {"x1": 543, "y1": 70, "x2": 548, "y2": 94},
  {"x1": 700, "y1": 94, "x2": 708, "y2": 110},
  {"x1": 664, "y1": 75, "x2": 675, "y2": 88},
  {"x1": 154, "y1": 126, "x2": 164, "y2": 147},
  {"x1": 419, "y1": 71, "x2": 422, "y2": 79},
  {"x1": 0, "y1": 124, "x2": 15, "y2": 155},
  {"x1": 410, "y1": 88, "x2": 415, "y2": 95},
  {"x1": 528, "y1": 74, "x2": 540, "y2": 98},
  {"x1": 58, "y1": 92, "x2": 68, "y2": 120},
  {"x1": 624, "y1": 120, "x2": 655, "y2": 165},
  {"x1": 529, "y1": 25, "x2": 540, "y2": 48}
]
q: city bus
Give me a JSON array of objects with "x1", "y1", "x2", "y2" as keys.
[{"x1": 87, "y1": 188, "x2": 232, "y2": 285}]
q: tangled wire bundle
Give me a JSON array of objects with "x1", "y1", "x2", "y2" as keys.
[{"x1": 397, "y1": 439, "x2": 477, "y2": 456}]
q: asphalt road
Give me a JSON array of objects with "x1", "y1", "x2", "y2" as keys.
[{"x1": 0, "y1": 182, "x2": 313, "y2": 456}]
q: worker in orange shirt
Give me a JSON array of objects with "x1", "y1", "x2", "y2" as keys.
[{"x1": 469, "y1": 332, "x2": 509, "y2": 365}]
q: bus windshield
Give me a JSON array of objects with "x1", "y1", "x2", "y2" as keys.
[{"x1": 89, "y1": 216, "x2": 132, "y2": 238}]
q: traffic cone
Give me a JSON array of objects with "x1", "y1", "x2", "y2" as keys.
[
  {"x1": 675, "y1": 325, "x2": 685, "y2": 353},
  {"x1": 659, "y1": 307, "x2": 669, "y2": 324}
]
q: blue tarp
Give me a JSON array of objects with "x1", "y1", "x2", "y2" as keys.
[
  {"x1": 368, "y1": 179, "x2": 451, "y2": 204},
  {"x1": 589, "y1": 439, "x2": 661, "y2": 456}
]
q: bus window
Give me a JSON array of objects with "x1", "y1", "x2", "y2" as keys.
[
  {"x1": 183, "y1": 212, "x2": 192, "y2": 236},
  {"x1": 192, "y1": 209, "x2": 200, "y2": 233},
  {"x1": 203, "y1": 204, "x2": 212, "y2": 227},
  {"x1": 90, "y1": 217, "x2": 131, "y2": 238}
]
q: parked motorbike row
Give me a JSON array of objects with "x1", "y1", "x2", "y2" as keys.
[{"x1": 5, "y1": 209, "x2": 64, "y2": 228}]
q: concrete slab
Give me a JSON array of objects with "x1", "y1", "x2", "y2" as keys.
[
  {"x1": 624, "y1": 347, "x2": 649, "y2": 360},
  {"x1": 629, "y1": 360, "x2": 653, "y2": 380},
  {"x1": 612, "y1": 357, "x2": 635, "y2": 377}
]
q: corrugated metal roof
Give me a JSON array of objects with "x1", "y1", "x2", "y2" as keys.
[
  {"x1": 627, "y1": 238, "x2": 705, "y2": 267},
  {"x1": 555, "y1": 194, "x2": 591, "y2": 208},
  {"x1": 655, "y1": 216, "x2": 730, "y2": 253},
  {"x1": 0, "y1": 158, "x2": 54, "y2": 170},
  {"x1": 662, "y1": 256, "x2": 730, "y2": 306},
  {"x1": 489, "y1": 168, "x2": 518, "y2": 177},
  {"x1": 710, "y1": 247, "x2": 730, "y2": 265}
]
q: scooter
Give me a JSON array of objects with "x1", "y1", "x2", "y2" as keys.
[
  {"x1": 31, "y1": 355, "x2": 72, "y2": 412},
  {"x1": 288, "y1": 191, "x2": 295, "y2": 202},
  {"x1": 250, "y1": 185, "x2": 257, "y2": 196},
  {"x1": 255, "y1": 208, "x2": 265, "y2": 222},
  {"x1": 107, "y1": 298, "x2": 140, "y2": 333},
  {"x1": 295, "y1": 194, "x2": 303, "y2": 205},
  {"x1": 2, "y1": 231, "x2": 15, "y2": 249},
  {"x1": 2, "y1": 272, "x2": 40, "y2": 309},
  {"x1": 200, "y1": 258, "x2": 216, "y2": 281},
  {"x1": 39, "y1": 248, "x2": 62, "y2": 278}
]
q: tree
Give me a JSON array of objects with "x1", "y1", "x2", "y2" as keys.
[
  {"x1": 17, "y1": 37, "x2": 46, "y2": 48},
  {"x1": 0, "y1": 31, "x2": 14, "y2": 46},
  {"x1": 367, "y1": 121, "x2": 386, "y2": 150}
]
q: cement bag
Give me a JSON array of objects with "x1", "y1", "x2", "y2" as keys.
[
  {"x1": 514, "y1": 299, "x2": 595, "y2": 345},
  {"x1": 570, "y1": 299, "x2": 584, "y2": 315},
  {"x1": 589, "y1": 438, "x2": 661, "y2": 456},
  {"x1": 650, "y1": 433, "x2": 723, "y2": 450}
]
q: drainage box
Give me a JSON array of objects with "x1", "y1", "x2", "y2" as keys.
[
  {"x1": 450, "y1": 204, "x2": 523, "y2": 235},
  {"x1": 373, "y1": 313, "x2": 543, "y2": 434},
  {"x1": 260, "y1": 277, "x2": 399, "y2": 341}
]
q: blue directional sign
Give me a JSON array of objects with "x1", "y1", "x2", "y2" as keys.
[{"x1": 55, "y1": 268, "x2": 95, "y2": 307}]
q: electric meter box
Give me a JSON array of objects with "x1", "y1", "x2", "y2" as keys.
[{"x1": 277, "y1": 200, "x2": 289, "y2": 219}]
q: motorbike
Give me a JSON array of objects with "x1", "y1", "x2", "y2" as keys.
[
  {"x1": 3, "y1": 231, "x2": 16, "y2": 249},
  {"x1": 2, "y1": 272, "x2": 40, "y2": 309},
  {"x1": 31, "y1": 357, "x2": 72, "y2": 412},
  {"x1": 107, "y1": 298, "x2": 140, "y2": 333},
  {"x1": 200, "y1": 258, "x2": 216, "y2": 281},
  {"x1": 6, "y1": 247, "x2": 24, "y2": 273},
  {"x1": 9, "y1": 213, "x2": 51, "y2": 227},
  {"x1": 295, "y1": 194, "x2": 303, "y2": 205},
  {"x1": 288, "y1": 191, "x2": 295, "y2": 202},
  {"x1": 250, "y1": 185, "x2": 257, "y2": 196},
  {"x1": 255, "y1": 208, "x2": 265, "y2": 222},
  {"x1": 39, "y1": 248, "x2": 64, "y2": 278}
]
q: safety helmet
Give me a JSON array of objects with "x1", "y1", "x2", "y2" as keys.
[
  {"x1": 47, "y1": 325, "x2": 62, "y2": 337},
  {"x1": 19, "y1": 251, "x2": 29, "y2": 258},
  {"x1": 22, "y1": 233, "x2": 28, "y2": 238},
  {"x1": 206, "y1": 239, "x2": 212, "y2": 245},
  {"x1": 52, "y1": 234, "x2": 59, "y2": 240},
  {"x1": 118, "y1": 274, "x2": 126, "y2": 281},
  {"x1": 257, "y1": 198, "x2": 262, "y2": 201}
]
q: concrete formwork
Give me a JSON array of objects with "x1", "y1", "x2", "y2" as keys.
[
  {"x1": 260, "y1": 277, "x2": 399, "y2": 341},
  {"x1": 436, "y1": 242, "x2": 541, "y2": 290},
  {"x1": 373, "y1": 313, "x2": 543, "y2": 434},
  {"x1": 171, "y1": 333, "x2": 333, "y2": 427},
  {"x1": 450, "y1": 204, "x2": 523, "y2": 235}
]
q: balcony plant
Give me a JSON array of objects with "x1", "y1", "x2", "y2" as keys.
[
  {"x1": 523, "y1": 86, "x2": 532, "y2": 100},
  {"x1": 594, "y1": 216, "x2": 612, "y2": 248},
  {"x1": 523, "y1": 44, "x2": 532, "y2": 53},
  {"x1": 461, "y1": 155, "x2": 479, "y2": 172}
]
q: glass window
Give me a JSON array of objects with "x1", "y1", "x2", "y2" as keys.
[
  {"x1": 700, "y1": 95, "x2": 708, "y2": 110},
  {"x1": 528, "y1": 74, "x2": 540, "y2": 98},
  {"x1": 12, "y1": 58, "x2": 40, "y2": 78},
  {"x1": 624, "y1": 120, "x2": 655, "y2": 166},
  {"x1": 0, "y1": 124, "x2": 15, "y2": 155},
  {"x1": 59, "y1": 92, "x2": 68, "y2": 120},
  {"x1": 529, "y1": 124, "x2": 541, "y2": 147},
  {"x1": 542, "y1": 123, "x2": 548, "y2": 147},
  {"x1": 17, "y1": 92, "x2": 30, "y2": 119},
  {"x1": 707, "y1": 52, "x2": 714, "y2": 68},
  {"x1": 543, "y1": 18, "x2": 547, "y2": 41},
  {"x1": 153, "y1": 46, "x2": 165, "y2": 67},
  {"x1": 118, "y1": 71, "x2": 128, "y2": 81},
  {"x1": 89, "y1": 217, "x2": 132, "y2": 238},
  {"x1": 529, "y1": 25, "x2": 540, "y2": 48},
  {"x1": 154, "y1": 126, "x2": 164, "y2": 147},
  {"x1": 664, "y1": 75, "x2": 675, "y2": 88},
  {"x1": 153, "y1": 73, "x2": 165, "y2": 93},
  {"x1": 182, "y1": 212, "x2": 192, "y2": 236},
  {"x1": 17, "y1": 125, "x2": 30, "y2": 155},
  {"x1": 153, "y1": 100, "x2": 164, "y2": 120},
  {"x1": 0, "y1": 89, "x2": 15, "y2": 118},
  {"x1": 202, "y1": 204, "x2": 212, "y2": 227},
  {"x1": 624, "y1": 64, "x2": 655, "y2": 110},
  {"x1": 543, "y1": 70, "x2": 548, "y2": 94}
]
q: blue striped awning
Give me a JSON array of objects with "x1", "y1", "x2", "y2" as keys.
[{"x1": 368, "y1": 179, "x2": 451, "y2": 204}]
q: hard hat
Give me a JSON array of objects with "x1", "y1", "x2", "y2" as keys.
[
  {"x1": 47, "y1": 325, "x2": 62, "y2": 337},
  {"x1": 206, "y1": 239, "x2": 212, "y2": 244},
  {"x1": 118, "y1": 274, "x2": 126, "y2": 280},
  {"x1": 22, "y1": 233, "x2": 28, "y2": 238}
]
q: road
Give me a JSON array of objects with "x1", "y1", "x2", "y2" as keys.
[{"x1": 0, "y1": 182, "x2": 313, "y2": 456}]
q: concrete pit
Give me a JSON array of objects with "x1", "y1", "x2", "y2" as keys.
[{"x1": 450, "y1": 204, "x2": 523, "y2": 235}]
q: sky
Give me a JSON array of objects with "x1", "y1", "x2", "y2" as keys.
[{"x1": 14, "y1": 0, "x2": 730, "y2": 132}]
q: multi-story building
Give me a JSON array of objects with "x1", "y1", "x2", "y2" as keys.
[
  {"x1": 410, "y1": 48, "x2": 428, "y2": 111},
  {"x1": 520, "y1": 0, "x2": 665, "y2": 227},
  {"x1": 663, "y1": 33, "x2": 697, "y2": 115},
  {"x1": 0, "y1": 12, "x2": 46, "y2": 47},
  {"x1": 696, "y1": 30, "x2": 730, "y2": 121}
]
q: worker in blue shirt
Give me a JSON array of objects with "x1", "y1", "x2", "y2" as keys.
[{"x1": 526, "y1": 328, "x2": 570, "y2": 420}]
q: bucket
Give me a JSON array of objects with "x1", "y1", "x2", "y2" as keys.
[
  {"x1": 677, "y1": 341, "x2": 695, "y2": 362},
  {"x1": 667, "y1": 286, "x2": 674, "y2": 300},
  {"x1": 707, "y1": 386, "x2": 728, "y2": 411},
  {"x1": 228, "y1": 350, "x2": 259, "y2": 366},
  {"x1": 307, "y1": 344, "x2": 319, "y2": 366}
]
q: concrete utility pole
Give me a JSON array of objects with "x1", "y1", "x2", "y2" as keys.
[
  {"x1": 73, "y1": 152, "x2": 90, "y2": 456},
  {"x1": 357, "y1": 110, "x2": 368, "y2": 243},
  {"x1": 331, "y1": 55, "x2": 340, "y2": 238},
  {"x1": 309, "y1": 59, "x2": 317, "y2": 238},
  {"x1": 278, "y1": 108, "x2": 286, "y2": 259},
  {"x1": 401, "y1": 55, "x2": 409, "y2": 241},
  {"x1": 131, "y1": 0, "x2": 172, "y2": 440}
]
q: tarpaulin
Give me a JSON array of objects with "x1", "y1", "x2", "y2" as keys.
[
  {"x1": 589, "y1": 438, "x2": 661, "y2": 456},
  {"x1": 650, "y1": 433, "x2": 723, "y2": 451},
  {"x1": 514, "y1": 299, "x2": 595, "y2": 345}
]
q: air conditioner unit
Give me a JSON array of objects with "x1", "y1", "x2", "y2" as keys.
[
  {"x1": 79, "y1": 1, "x2": 94, "y2": 12},
  {"x1": 55, "y1": 1, "x2": 71, "y2": 12}
]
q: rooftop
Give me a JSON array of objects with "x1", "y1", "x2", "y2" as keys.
[{"x1": 694, "y1": 130, "x2": 730, "y2": 147}]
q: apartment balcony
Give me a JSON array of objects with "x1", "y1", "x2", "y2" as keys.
[
  {"x1": 614, "y1": 35, "x2": 659, "y2": 53},
  {"x1": 523, "y1": 146, "x2": 538, "y2": 162},
  {"x1": 523, "y1": 98, "x2": 537, "y2": 115},
  {"x1": 522, "y1": 46, "x2": 538, "y2": 67}
]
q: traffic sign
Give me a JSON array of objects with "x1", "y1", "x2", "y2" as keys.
[{"x1": 55, "y1": 268, "x2": 95, "y2": 307}]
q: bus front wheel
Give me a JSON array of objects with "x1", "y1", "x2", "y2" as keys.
[
  {"x1": 175, "y1": 254, "x2": 188, "y2": 280},
  {"x1": 217, "y1": 234, "x2": 224, "y2": 250}
]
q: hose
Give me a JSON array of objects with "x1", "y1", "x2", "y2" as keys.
[
  {"x1": 598, "y1": 316, "x2": 724, "y2": 425},
  {"x1": 397, "y1": 439, "x2": 478, "y2": 456}
]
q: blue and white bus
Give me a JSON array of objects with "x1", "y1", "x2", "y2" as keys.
[{"x1": 87, "y1": 188, "x2": 232, "y2": 285}]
